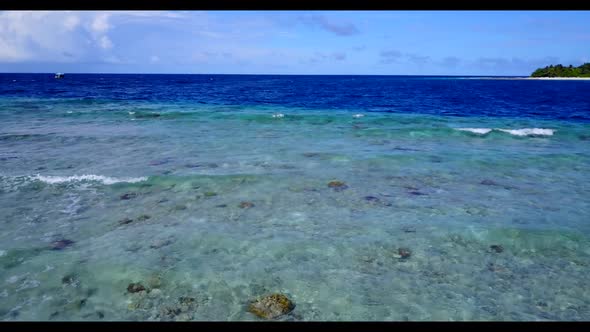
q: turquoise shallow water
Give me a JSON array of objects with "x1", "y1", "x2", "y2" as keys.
[{"x1": 1, "y1": 75, "x2": 590, "y2": 321}]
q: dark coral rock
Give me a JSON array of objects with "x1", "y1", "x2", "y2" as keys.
[
  {"x1": 215, "y1": 204, "x2": 228, "y2": 208},
  {"x1": 404, "y1": 185, "x2": 419, "y2": 190},
  {"x1": 239, "y1": 201, "x2": 255, "y2": 209},
  {"x1": 127, "y1": 282, "x2": 146, "y2": 293},
  {"x1": 179, "y1": 297, "x2": 195, "y2": 306},
  {"x1": 118, "y1": 218, "x2": 134, "y2": 226},
  {"x1": 248, "y1": 293, "x2": 295, "y2": 319},
  {"x1": 397, "y1": 248, "x2": 412, "y2": 259},
  {"x1": 160, "y1": 306, "x2": 181, "y2": 318},
  {"x1": 186, "y1": 162, "x2": 219, "y2": 169},
  {"x1": 363, "y1": 196, "x2": 380, "y2": 203},
  {"x1": 490, "y1": 245, "x2": 504, "y2": 253},
  {"x1": 120, "y1": 193, "x2": 137, "y2": 200},
  {"x1": 50, "y1": 239, "x2": 75, "y2": 250},
  {"x1": 480, "y1": 179, "x2": 499, "y2": 186},
  {"x1": 137, "y1": 113, "x2": 161, "y2": 118},
  {"x1": 302, "y1": 152, "x2": 319, "y2": 158},
  {"x1": 61, "y1": 274, "x2": 78, "y2": 286},
  {"x1": 408, "y1": 191, "x2": 427, "y2": 196},
  {"x1": 328, "y1": 180, "x2": 348, "y2": 191},
  {"x1": 204, "y1": 192, "x2": 217, "y2": 197},
  {"x1": 137, "y1": 215, "x2": 151, "y2": 221},
  {"x1": 149, "y1": 157, "x2": 172, "y2": 166},
  {"x1": 391, "y1": 146, "x2": 419, "y2": 151},
  {"x1": 402, "y1": 226, "x2": 416, "y2": 233}
]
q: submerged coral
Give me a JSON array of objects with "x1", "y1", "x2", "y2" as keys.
[
  {"x1": 248, "y1": 293, "x2": 295, "y2": 319},
  {"x1": 50, "y1": 239, "x2": 75, "y2": 251},
  {"x1": 328, "y1": 180, "x2": 348, "y2": 191},
  {"x1": 127, "y1": 283, "x2": 147, "y2": 293},
  {"x1": 239, "y1": 201, "x2": 255, "y2": 209}
]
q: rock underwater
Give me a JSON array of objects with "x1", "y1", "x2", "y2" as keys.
[{"x1": 248, "y1": 293, "x2": 295, "y2": 319}]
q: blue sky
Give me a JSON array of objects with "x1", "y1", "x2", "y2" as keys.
[{"x1": 0, "y1": 10, "x2": 589, "y2": 75}]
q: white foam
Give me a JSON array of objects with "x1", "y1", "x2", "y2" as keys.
[
  {"x1": 272, "y1": 113, "x2": 284, "y2": 118},
  {"x1": 455, "y1": 127, "x2": 555, "y2": 136},
  {"x1": 353, "y1": 114, "x2": 365, "y2": 118},
  {"x1": 497, "y1": 128, "x2": 555, "y2": 136},
  {"x1": 128, "y1": 111, "x2": 136, "y2": 115},
  {"x1": 32, "y1": 174, "x2": 148, "y2": 185},
  {"x1": 456, "y1": 128, "x2": 493, "y2": 134}
]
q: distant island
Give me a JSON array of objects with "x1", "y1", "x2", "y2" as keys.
[{"x1": 531, "y1": 63, "x2": 590, "y2": 77}]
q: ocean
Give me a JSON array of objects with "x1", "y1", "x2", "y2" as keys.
[{"x1": 1, "y1": 73, "x2": 589, "y2": 321}]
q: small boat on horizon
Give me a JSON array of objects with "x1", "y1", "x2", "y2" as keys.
[{"x1": 55, "y1": 73, "x2": 65, "y2": 79}]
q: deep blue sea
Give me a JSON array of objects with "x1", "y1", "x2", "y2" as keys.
[{"x1": 1, "y1": 74, "x2": 589, "y2": 321}]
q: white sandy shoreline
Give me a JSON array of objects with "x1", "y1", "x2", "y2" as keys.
[
  {"x1": 521, "y1": 77, "x2": 590, "y2": 80},
  {"x1": 464, "y1": 77, "x2": 590, "y2": 80}
]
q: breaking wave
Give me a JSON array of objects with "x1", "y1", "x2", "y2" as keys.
[{"x1": 455, "y1": 128, "x2": 555, "y2": 136}]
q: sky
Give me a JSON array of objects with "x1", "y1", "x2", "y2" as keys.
[{"x1": 0, "y1": 10, "x2": 589, "y2": 75}]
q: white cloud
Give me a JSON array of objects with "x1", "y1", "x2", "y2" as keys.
[
  {"x1": 98, "y1": 36, "x2": 113, "y2": 49},
  {"x1": 0, "y1": 37, "x2": 30, "y2": 62},
  {"x1": 103, "y1": 55, "x2": 124, "y2": 64},
  {"x1": 117, "y1": 11, "x2": 187, "y2": 19},
  {"x1": 0, "y1": 11, "x2": 82, "y2": 62},
  {"x1": 63, "y1": 15, "x2": 80, "y2": 31},
  {"x1": 0, "y1": 10, "x2": 186, "y2": 63},
  {"x1": 91, "y1": 13, "x2": 111, "y2": 33}
]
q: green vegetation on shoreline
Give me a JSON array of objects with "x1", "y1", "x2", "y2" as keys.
[{"x1": 531, "y1": 63, "x2": 590, "y2": 77}]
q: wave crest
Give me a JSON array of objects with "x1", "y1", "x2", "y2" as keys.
[
  {"x1": 456, "y1": 128, "x2": 493, "y2": 135},
  {"x1": 32, "y1": 174, "x2": 148, "y2": 185},
  {"x1": 455, "y1": 128, "x2": 554, "y2": 136}
]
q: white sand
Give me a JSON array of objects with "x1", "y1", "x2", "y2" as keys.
[
  {"x1": 461, "y1": 77, "x2": 590, "y2": 80},
  {"x1": 521, "y1": 77, "x2": 590, "y2": 80}
]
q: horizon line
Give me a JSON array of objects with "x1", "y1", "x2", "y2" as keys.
[{"x1": 0, "y1": 72, "x2": 529, "y2": 77}]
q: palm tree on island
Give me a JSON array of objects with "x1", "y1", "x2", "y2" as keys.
[{"x1": 531, "y1": 63, "x2": 590, "y2": 77}]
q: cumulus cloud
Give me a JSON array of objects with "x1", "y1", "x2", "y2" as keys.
[
  {"x1": 91, "y1": 13, "x2": 111, "y2": 33},
  {"x1": 380, "y1": 50, "x2": 403, "y2": 64},
  {"x1": 298, "y1": 15, "x2": 359, "y2": 36},
  {"x1": 380, "y1": 50, "x2": 430, "y2": 65},
  {"x1": 0, "y1": 11, "x2": 184, "y2": 63},
  {"x1": 98, "y1": 35, "x2": 113, "y2": 49},
  {"x1": 472, "y1": 56, "x2": 561, "y2": 73},
  {"x1": 302, "y1": 51, "x2": 348, "y2": 64},
  {"x1": 0, "y1": 11, "x2": 81, "y2": 62},
  {"x1": 406, "y1": 54, "x2": 430, "y2": 65},
  {"x1": 440, "y1": 56, "x2": 461, "y2": 68},
  {"x1": 331, "y1": 52, "x2": 346, "y2": 61},
  {"x1": 63, "y1": 15, "x2": 80, "y2": 31}
]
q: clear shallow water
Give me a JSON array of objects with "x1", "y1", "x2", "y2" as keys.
[{"x1": 1, "y1": 74, "x2": 590, "y2": 321}]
